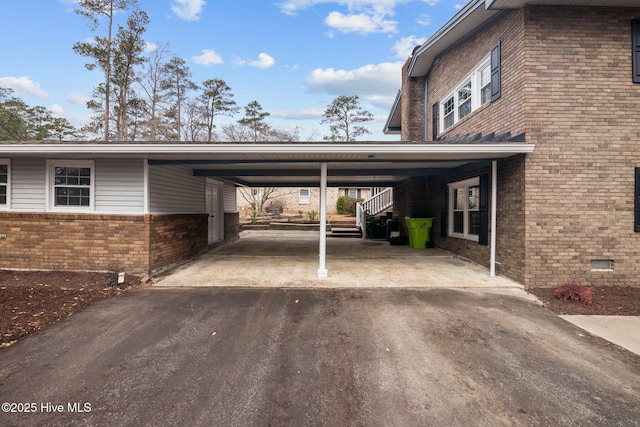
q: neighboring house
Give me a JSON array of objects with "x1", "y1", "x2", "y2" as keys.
[
  {"x1": 236, "y1": 187, "x2": 372, "y2": 217},
  {"x1": 384, "y1": 0, "x2": 640, "y2": 287}
]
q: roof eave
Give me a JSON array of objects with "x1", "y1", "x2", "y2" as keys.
[{"x1": 383, "y1": 90, "x2": 403, "y2": 135}]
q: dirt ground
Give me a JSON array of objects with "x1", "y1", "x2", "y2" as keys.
[
  {"x1": 0, "y1": 270, "x2": 144, "y2": 348},
  {"x1": 1, "y1": 269, "x2": 639, "y2": 348}
]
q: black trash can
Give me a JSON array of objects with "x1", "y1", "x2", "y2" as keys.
[{"x1": 386, "y1": 218, "x2": 400, "y2": 240}]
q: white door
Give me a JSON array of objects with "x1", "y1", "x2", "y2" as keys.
[{"x1": 206, "y1": 180, "x2": 220, "y2": 244}]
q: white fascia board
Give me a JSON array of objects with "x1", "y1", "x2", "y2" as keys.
[
  {"x1": 407, "y1": 0, "x2": 486, "y2": 77},
  {"x1": 0, "y1": 142, "x2": 534, "y2": 158}
]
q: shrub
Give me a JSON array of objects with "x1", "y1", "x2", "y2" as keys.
[
  {"x1": 337, "y1": 196, "x2": 357, "y2": 215},
  {"x1": 553, "y1": 281, "x2": 595, "y2": 305},
  {"x1": 267, "y1": 199, "x2": 285, "y2": 214},
  {"x1": 307, "y1": 210, "x2": 318, "y2": 221}
]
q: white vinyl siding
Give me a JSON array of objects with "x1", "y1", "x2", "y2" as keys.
[
  {"x1": 11, "y1": 158, "x2": 46, "y2": 211},
  {"x1": 149, "y1": 165, "x2": 205, "y2": 213},
  {"x1": 224, "y1": 183, "x2": 237, "y2": 213},
  {"x1": 94, "y1": 159, "x2": 145, "y2": 213}
]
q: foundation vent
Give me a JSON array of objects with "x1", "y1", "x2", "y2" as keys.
[{"x1": 591, "y1": 259, "x2": 613, "y2": 271}]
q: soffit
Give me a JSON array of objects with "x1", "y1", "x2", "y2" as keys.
[{"x1": 0, "y1": 142, "x2": 534, "y2": 188}]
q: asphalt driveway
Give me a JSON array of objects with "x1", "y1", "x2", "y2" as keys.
[{"x1": 1, "y1": 287, "x2": 639, "y2": 426}]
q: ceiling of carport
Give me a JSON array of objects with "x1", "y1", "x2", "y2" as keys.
[{"x1": 0, "y1": 142, "x2": 534, "y2": 188}]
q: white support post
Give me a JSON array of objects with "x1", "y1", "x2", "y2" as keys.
[
  {"x1": 318, "y1": 162, "x2": 328, "y2": 278},
  {"x1": 490, "y1": 160, "x2": 497, "y2": 278}
]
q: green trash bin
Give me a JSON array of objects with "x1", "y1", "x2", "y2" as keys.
[{"x1": 405, "y1": 217, "x2": 434, "y2": 249}]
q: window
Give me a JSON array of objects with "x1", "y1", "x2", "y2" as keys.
[
  {"x1": 440, "y1": 58, "x2": 491, "y2": 131},
  {"x1": 47, "y1": 160, "x2": 94, "y2": 210},
  {"x1": 438, "y1": 45, "x2": 499, "y2": 133},
  {"x1": 449, "y1": 178, "x2": 480, "y2": 241},
  {"x1": 0, "y1": 160, "x2": 9, "y2": 209},
  {"x1": 299, "y1": 187, "x2": 310, "y2": 204},
  {"x1": 344, "y1": 188, "x2": 361, "y2": 198},
  {"x1": 480, "y1": 64, "x2": 492, "y2": 104}
]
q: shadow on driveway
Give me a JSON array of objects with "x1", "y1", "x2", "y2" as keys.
[{"x1": 1, "y1": 287, "x2": 639, "y2": 426}]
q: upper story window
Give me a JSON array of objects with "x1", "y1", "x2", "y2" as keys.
[
  {"x1": 440, "y1": 58, "x2": 491, "y2": 132},
  {"x1": 47, "y1": 160, "x2": 94, "y2": 211},
  {"x1": 0, "y1": 160, "x2": 9, "y2": 209}
]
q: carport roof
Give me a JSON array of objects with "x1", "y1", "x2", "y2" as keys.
[{"x1": 0, "y1": 142, "x2": 534, "y2": 187}]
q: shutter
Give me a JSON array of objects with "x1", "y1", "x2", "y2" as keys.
[
  {"x1": 432, "y1": 103, "x2": 439, "y2": 140},
  {"x1": 635, "y1": 167, "x2": 640, "y2": 232},
  {"x1": 478, "y1": 174, "x2": 489, "y2": 246},
  {"x1": 490, "y1": 41, "x2": 502, "y2": 101},
  {"x1": 633, "y1": 19, "x2": 640, "y2": 83},
  {"x1": 441, "y1": 186, "x2": 448, "y2": 238}
]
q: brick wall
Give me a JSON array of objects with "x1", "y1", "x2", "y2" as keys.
[
  {"x1": 522, "y1": 5, "x2": 640, "y2": 287},
  {"x1": 148, "y1": 214, "x2": 208, "y2": 273},
  {"x1": 224, "y1": 212, "x2": 240, "y2": 242},
  {"x1": 401, "y1": 58, "x2": 426, "y2": 141},
  {"x1": 0, "y1": 213, "x2": 211, "y2": 275},
  {"x1": 428, "y1": 9, "x2": 526, "y2": 142},
  {"x1": 0, "y1": 213, "x2": 150, "y2": 274}
]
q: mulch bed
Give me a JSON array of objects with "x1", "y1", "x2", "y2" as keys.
[
  {"x1": 0, "y1": 270, "x2": 144, "y2": 348},
  {"x1": 526, "y1": 286, "x2": 640, "y2": 316}
]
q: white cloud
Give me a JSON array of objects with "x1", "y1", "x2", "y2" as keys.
[
  {"x1": 67, "y1": 92, "x2": 90, "y2": 105},
  {"x1": 393, "y1": 35, "x2": 427, "y2": 59},
  {"x1": 0, "y1": 76, "x2": 48, "y2": 98},
  {"x1": 270, "y1": 107, "x2": 324, "y2": 120},
  {"x1": 306, "y1": 61, "x2": 402, "y2": 107},
  {"x1": 417, "y1": 14, "x2": 431, "y2": 26},
  {"x1": 171, "y1": 0, "x2": 206, "y2": 21},
  {"x1": 49, "y1": 104, "x2": 64, "y2": 115},
  {"x1": 192, "y1": 49, "x2": 223, "y2": 65},
  {"x1": 279, "y1": 0, "x2": 440, "y2": 35},
  {"x1": 325, "y1": 11, "x2": 396, "y2": 33},
  {"x1": 235, "y1": 53, "x2": 276, "y2": 69},
  {"x1": 250, "y1": 53, "x2": 276, "y2": 69},
  {"x1": 144, "y1": 41, "x2": 158, "y2": 52}
]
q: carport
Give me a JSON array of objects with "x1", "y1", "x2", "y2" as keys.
[
  {"x1": 146, "y1": 142, "x2": 534, "y2": 279},
  {"x1": 2, "y1": 142, "x2": 533, "y2": 278}
]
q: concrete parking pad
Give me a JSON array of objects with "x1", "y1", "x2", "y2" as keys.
[
  {"x1": 156, "y1": 230, "x2": 522, "y2": 288},
  {"x1": 560, "y1": 315, "x2": 640, "y2": 357},
  {"x1": 1, "y1": 287, "x2": 639, "y2": 426}
]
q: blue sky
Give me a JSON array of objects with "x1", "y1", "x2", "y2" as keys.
[{"x1": 0, "y1": 0, "x2": 465, "y2": 141}]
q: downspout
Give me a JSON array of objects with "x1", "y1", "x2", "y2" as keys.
[
  {"x1": 423, "y1": 77, "x2": 429, "y2": 141},
  {"x1": 490, "y1": 160, "x2": 497, "y2": 277},
  {"x1": 318, "y1": 162, "x2": 328, "y2": 278}
]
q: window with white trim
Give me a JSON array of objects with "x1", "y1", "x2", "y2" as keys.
[
  {"x1": 47, "y1": 160, "x2": 94, "y2": 210},
  {"x1": 344, "y1": 188, "x2": 361, "y2": 198},
  {"x1": 449, "y1": 177, "x2": 480, "y2": 241},
  {"x1": 0, "y1": 160, "x2": 9, "y2": 209},
  {"x1": 299, "y1": 187, "x2": 310, "y2": 204},
  {"x1": 440, "y1": 57, "x2": 491, "y2": 131}
]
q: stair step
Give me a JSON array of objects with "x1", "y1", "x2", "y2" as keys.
[{"x1": 330, "y1": 227, "x2": 362, "y2": 238}]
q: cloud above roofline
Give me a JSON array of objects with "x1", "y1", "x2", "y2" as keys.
[
  {"x1": 306, "y1": 61, "x2": 401, "y2": 108},
  {"x1": 171, "y1": 0, "x2": 206, "y2": 21},
  {"x1": 192, "y1": 49, "x2": 223, "y2": 66},
  {"x1": 0, "y1": 76, "x2": 49, "y2": 98}
]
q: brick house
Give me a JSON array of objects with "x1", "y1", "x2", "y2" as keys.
[
  {"x1": 0, "y1": 142, "x2": 531, "y2": 278},
  {"x1": 385, "y1": 0, "x2": 640, "y2": 287},
  {"x1": 236, "y1": 186, "x2": 372, "y2": 217}
]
